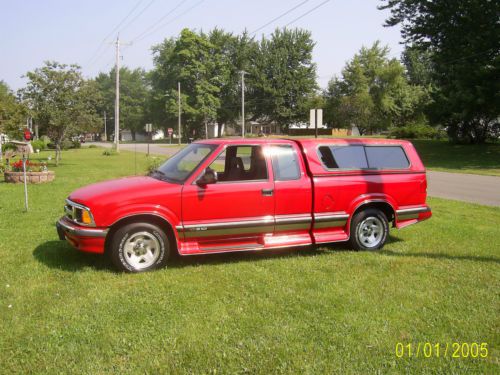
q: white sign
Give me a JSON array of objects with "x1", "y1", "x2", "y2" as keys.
[{"x1": 309, "y1": 109, "x2": 323, "y2": 128}]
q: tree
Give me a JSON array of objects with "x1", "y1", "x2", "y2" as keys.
[
  {"x1": 150, "y1": 27, "x2": 318, "y2": 137},
  {"x1": 95, "y1": 67, "x2": 149, "y2": 140},
  {"x1": 0, "y1": 81, "x2": 27, "y2": 138},
  {"x1": 401, "y1": 45, "x2": 434, "y2": 87},
  {"x1": 324, "y1": 42, "x2": 427, "y2": 134},
  {"x1": 207, "y1": 29, "x2": 258, "y2": 136},
  {"x1": 249, "y1": 28, "x2": 317, "y2": 130},
  {"x1": 21, "y1": 62, "x2": 100, "y2": 164},
  {"x1": 380, "y1": 0, "x2": 500, "y2": 143},
  {"x1": 151, "y1": 29, "x2": 221, "y2": 140}
]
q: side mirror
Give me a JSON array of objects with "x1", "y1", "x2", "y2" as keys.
[{"x1": 196, "y1": 168, "x2": 218, "y2": 187}]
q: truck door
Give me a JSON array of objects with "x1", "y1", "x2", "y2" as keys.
[
  {"x1": 268, "y1": 143, "x2": 313, "y2": 247},
  {"x1": 181, "y1": 144, "x2": 275, "y2": 251}
]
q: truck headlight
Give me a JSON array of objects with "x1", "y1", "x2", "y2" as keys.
[{"x1": 65, "y1": 199, "x2": 96, "y2": 227}]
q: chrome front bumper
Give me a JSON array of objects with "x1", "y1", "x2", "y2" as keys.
[{"x1": 56, "y1": 217, "x2": 108, "y2": 239}]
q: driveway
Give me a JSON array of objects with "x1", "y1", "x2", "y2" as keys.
[{"x1": 87, "y1": 142, "x2": 500, "y2": 207}]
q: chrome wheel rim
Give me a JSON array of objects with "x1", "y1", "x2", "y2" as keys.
[
  {"x1": 357, "y1": 217, "x2": 384, "y2": 248},
  {"x1": 123, "y1": 231, "x2": 161, "y2": 269}
]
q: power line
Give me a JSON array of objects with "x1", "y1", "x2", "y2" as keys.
[
  {"x1": 132, "y1": 0, "x2": 206, "y2": 43},
  {"x1": 131, "y1": 0, "x2": 190, "y2": 42},
  {"x1": 119, "y1": 0, "x2": 157, "y2": 34},
  {"x1": 249, "y1": 0, "x2": 310, "y2": 35},
  {"x1": 285, "y1": 0, "x2": 331, "y2": 27},
  {"x1": 86, "y1": 0, "x2": 145, "y2": 67}
]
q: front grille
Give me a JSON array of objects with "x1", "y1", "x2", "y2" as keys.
[{"x1": 64, "y1": 204, "x2": 74, "y2": 220}]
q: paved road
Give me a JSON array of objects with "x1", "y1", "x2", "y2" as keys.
[
  {"x1": 89, "y1": 142, "x2": 181, "y2": 158},
  {"x1": 88, "y1": 142, "x2": 500, "y2": 207},
  {"x1": 427, "y1": 171, "x2": 500, "y2": 207}
]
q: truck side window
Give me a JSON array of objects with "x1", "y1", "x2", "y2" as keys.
[
  {"x1": 365, "y1": 146, "x2": 409, "y2": 169},
  {"x1": 208, "y1": 145, "x2": 268, "y2": 182},
  {"x1": 318, "y1": 146, "x2": 368, "y2": 169},
  {"x1": 271, "y1": 145, "x2": 301, "y2": 181}
]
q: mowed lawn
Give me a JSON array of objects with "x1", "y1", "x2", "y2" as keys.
[
  {"x1": 411, "y1": 140, "x2": 500, "y2": 176},
  {"x1": 0, "y1": 148, "x2": 498, "y2": 374}
]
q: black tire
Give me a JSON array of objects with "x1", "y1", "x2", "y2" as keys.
[
  {"x1": 109, "y1": 222, "x2": 169, "y2": 272},
  {"x1": 348, "y1": 208, "x2": 389, "y2": 251}
]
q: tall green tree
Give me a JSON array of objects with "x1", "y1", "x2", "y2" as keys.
[
  {"x1": 21, "y1": 62, "x2": 100, "y2": 164},
  {"x1": 151, "y1": 29, "x2": 221, "y2": 140},
  {"x1": 324, "y1": 42, "x2": 427, "y2": 134},
  {"x1": 95, "y1": 67, "x2": 149, "y2": 140},
  {"x1": 0, "y1": 81, "x2": 27, "y2": 138},
  {"x1": 249, "y1": 28, "x2": 317, "y2": 130},
  {"x1": 207, "y1": 29, "x2": 258, "y2": 136},
  {"x1": 380, "y1": 0, "x2": 500, "y2": 143}
]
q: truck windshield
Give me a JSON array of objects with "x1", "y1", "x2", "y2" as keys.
[{"x1": 151, "y1": 143, "x2": 217, "y2": 184}]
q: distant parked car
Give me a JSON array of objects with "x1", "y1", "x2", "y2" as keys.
[{"x1": 57, "y1": 138, "x2": 431, "y2": 272}]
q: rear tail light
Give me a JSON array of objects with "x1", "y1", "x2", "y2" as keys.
[{"x1": 421, "y1": 179, "x2": 428, "y2": 193}]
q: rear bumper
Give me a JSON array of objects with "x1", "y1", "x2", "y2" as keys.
[
  {"x1": 56, "y1": 217, "x2": 108, "y2": 253},
  {"x1": 395, "y1": 205, "x2": 432, "y2": 229}
]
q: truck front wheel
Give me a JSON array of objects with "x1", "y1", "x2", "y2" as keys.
[
  {"x1": 109, "y1": 222, "x2": 170, "y2": 272},
  {"x1": 349, "y1": 208, "x2": 388, "y2": 251}
]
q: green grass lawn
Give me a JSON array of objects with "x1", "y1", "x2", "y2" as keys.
[
  {"x1": 0, "y1": 148, "x2": 498, "y2": 373},
  {"x1": 411, "y1": 140, "x2": 500, "y2": 176}
]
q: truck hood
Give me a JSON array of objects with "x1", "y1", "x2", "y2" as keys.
[{"x1": 68, "y1": 176, "x2": 182, "y2": 226}]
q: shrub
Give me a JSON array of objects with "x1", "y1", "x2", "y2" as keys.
[
  {"x1": 389, "y1": 124, "x2": 444, "y2": 139},
  {"x1": 2, "y1": 143, "x2": 17, "y2": 153},
  {"x1": 87, "y1": 145, "x2": 98, "y2": 148},
  {"x1": 102, "y1": 149, "x2": 117, "y2": 156},
  {"x1": 146, "y1": 156, "x2": 163, "y2": 173},
  {"x1": 0, "y1": 160, "x2": 6, "y2": 173},
  {"x1": 61, "y1": 139, "x2": 74, "y2": 150},
  {"x1": 31, "y1": 139, "x2": 47, "y2": 151},
  {"x1": 72, "y1": 140, "x2": 81, "y2": 149}
]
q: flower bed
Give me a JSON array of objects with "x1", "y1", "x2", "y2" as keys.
[
  {"x1": 4, "y1": 170, "x2": 55, "y2": 183},
  {"x1": 3, "y1": 160, "x2": 54, "y2": 183}
]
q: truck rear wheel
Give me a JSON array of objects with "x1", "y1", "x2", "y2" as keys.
[
  {"x1": 109, "y1": 222, "x2": 169, "y2": 272},
  {"x1": 349, "y1": 208, "x2": 388, "y2": 251}
]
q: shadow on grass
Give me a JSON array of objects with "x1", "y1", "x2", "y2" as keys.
[
  {"x1": 33, "y1": 241, "x2": 111, "y2": 272},
  {"x1": 34, "y1": 240, "x2": 355, "y2": 272},
  {"x1": 378, "y1": 249, "x2": 500, "y2": 264}
]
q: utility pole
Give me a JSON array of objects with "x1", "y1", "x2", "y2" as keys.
[
  {"x1": 103, "y1": 111, "x2": 107, "y2": 141},
  {"x1": 178, "y1": 82, "x2": 181, "y2": 144},
  {"x1": 113, "y1": 35, "x2": 131, "y2": 151},
  {"x1": 114, "y1": 36, "x2": 120, "y2": 151},
  {"x1": 240, "y1": 71, "x2": 248, "y2": 138}
]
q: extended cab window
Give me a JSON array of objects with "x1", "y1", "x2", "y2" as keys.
[
  {"x1": 365, "y1": 146, "x2": 409, "y2": 169},
  {"x1": 270, "y1": 145, "x2": 301, "y2": 180},
  {"x1": 318, "y1": 144, "x2": 410, "y2": 170},
  {"x1": 208, "y1": 145, "x2": 267, "y2": 182},
  {"x1": 318, "y1": 145, "x2": 368, "y2": 169}
]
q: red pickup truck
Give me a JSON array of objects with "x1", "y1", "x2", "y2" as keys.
[{"x1": 57, "y1": 138, "x2": 431, "y2": 272}]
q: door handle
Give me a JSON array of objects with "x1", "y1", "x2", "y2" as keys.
[{"x1": 261, "y1": 188, "x2": 274, "y2": 196}]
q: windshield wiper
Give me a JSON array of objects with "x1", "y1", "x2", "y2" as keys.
[
  {"x1": 150, "y1": 169, "x2": 166, "y2": 176},
  {"x1": 149, "y1": 169, "x2": 181, "y2": 183}
]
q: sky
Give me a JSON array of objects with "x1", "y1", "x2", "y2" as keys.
[{"x1": 0, "y1": 0, "x2": 403, "y2": 91}]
